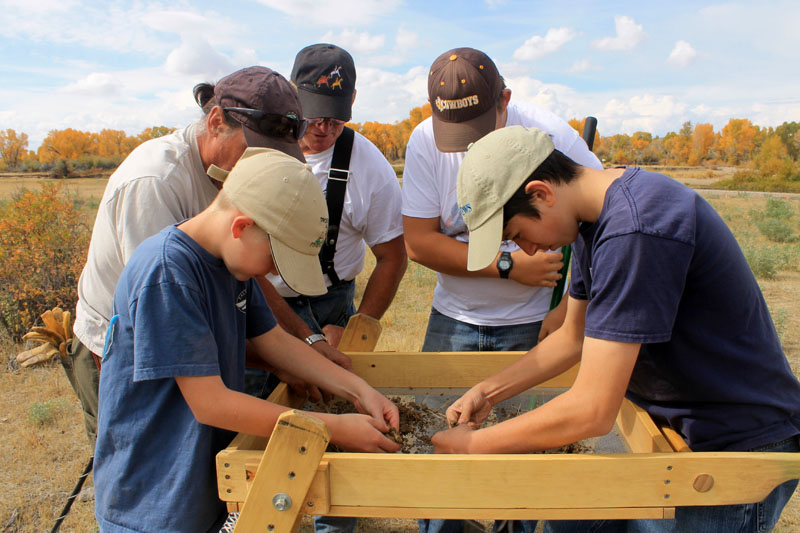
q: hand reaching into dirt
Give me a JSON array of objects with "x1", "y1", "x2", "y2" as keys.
[
  {"x1": 16, "y1": 307, "x2": 72, "y2": 368},
  {"x1": 509, "y1": 250, "x2": 563, "y2": 287},
  {"x1": 432, "y1": 423, "x2": 476, "y2": 453},
  {"x1": 446, "y1": 386, "x2": 492, "y2": 429},
  {"x1": 352, "y1": 386, "x2": 401, "y2": 433},
  {"x1": 327, "y1": 413, "x2": 402, "y2": 453}
]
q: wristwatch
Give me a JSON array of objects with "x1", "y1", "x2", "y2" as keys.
[
  {"x1": 304, "y1": 333, "x2": 327, "y2": 346},
  {"x1": 497, "y1": 251, "x2": 513, "y2": 279}
]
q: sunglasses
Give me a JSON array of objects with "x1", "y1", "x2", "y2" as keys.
[
  {"x1": 223, "y1": 107, "x2": 307, "y2": 141},
  {"x1": 306, "y1": 117, "x2": 347, "y2": 127}
]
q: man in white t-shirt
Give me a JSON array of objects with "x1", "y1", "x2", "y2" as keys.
[
  {"x1": 402, "y1": 48, "x2": 601, "y2": 533},
  {"x1": 67, "y1": 66, "x2": 316, "y2": 446},
  {"x1": 272, "y1": 43, "x2": 406, "y2": 533}
]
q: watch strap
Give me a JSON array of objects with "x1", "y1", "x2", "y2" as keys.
[{"x1": 304, "y1": 333, "x2": 327, "y2": 346}]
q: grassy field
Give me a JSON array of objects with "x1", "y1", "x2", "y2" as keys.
[{"x1": 1, "y1": 170, "x2": 799, "y2": 532}]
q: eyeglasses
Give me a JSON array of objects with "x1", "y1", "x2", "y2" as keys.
[
  {"x1": 306, "y1": 117, "x2": 347, "y2": 127},
  {"x1": 223, "y1": 107, "x2": 307, "y2": 141}
]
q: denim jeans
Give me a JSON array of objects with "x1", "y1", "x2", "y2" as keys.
[
  {"x1": 244, "y1": 281, "x2": 357, "y2": 401},
  {"x1": 421, "y1": 308, "x2": 542, "y2": 352},
  {"x1": 544, "y1": 435, "x2": 800, "y2": 533},
  {"x1": 419, "y1": 308, "x2": 542, "y2": 533}
]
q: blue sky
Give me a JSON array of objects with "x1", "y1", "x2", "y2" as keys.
[{"x1": 1, "y1": 0, "x2": 798, "y2": 150}]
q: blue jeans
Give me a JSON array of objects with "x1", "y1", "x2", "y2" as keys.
[
  {"x1": 421, "y1": 308, "x2": 542, "y2": 352},
  {"x1": 544, "y1": 435, "x2": 800, "y2": 533},
  {"x1": 419, "y1": 308, "x2": 542, "y2": 533}
]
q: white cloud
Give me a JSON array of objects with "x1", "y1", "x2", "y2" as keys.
[
  {"x1": 513, "y1": 27, "x2": 576, "y2": 61},
  {"x1": 321, "y1": 29, "x2": 386, "y2": 55},
  {"x1": 592, "y1": 15, "x2": 645, "y2": 52},
  {"x1": 566, "y1": 59, "x2": 599, "y2": 74},
  {"x1": 255, "y1": 0, "x2": 401, "y2": 26},
  {"x1": 352, "y1": 66, "x2": 428, "y2": 123},
  {"x1": 61, "y1": 73, "x2": 123, "y2": 97},
  {"x1": 598, "y1": 94, "x2": 688, "y2": 135},
  {"x1": 667, "y1": 40, "x2": 697, "y2": 68},
  {"x1": 395, "y1": 27, "x2": 419, "y2": 50},
  {"x1": 164, "y1": 36, "x2": 236, "y2": 79}
]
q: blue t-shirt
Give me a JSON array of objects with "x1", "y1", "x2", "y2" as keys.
[
  {"x1": 570, "y1": 167, "x2": 800, "y2": 452},
  {"x1": 94, "y1": 225, "x2": 277, "y2": 533}
]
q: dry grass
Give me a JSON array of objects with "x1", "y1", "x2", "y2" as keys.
[{"x1": 2, "y1": 176, "x2": 800, "y2": 532}]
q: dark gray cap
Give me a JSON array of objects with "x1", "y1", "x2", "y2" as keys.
[{"x1": 291, "y1": 44, "x2": 356, "y2": 121}]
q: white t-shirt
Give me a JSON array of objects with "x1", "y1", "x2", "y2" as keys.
[
  {"x1": 401, "y1": 101, "x2": 602, "y2": 326},
  {"x1": 268, "y1": 130, "x2": 403, "y2": 297},
  {"x1": 74, "y1": 124, "x2": 220, "y2": 354}
]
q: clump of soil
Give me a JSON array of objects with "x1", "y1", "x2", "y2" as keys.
[{"x1": 305, "y1": 395, "x2": 593, "y2": 454}]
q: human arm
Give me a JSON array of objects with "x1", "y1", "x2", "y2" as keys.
[
  {"x1": 538, "y1": 297, "x2": 568, "y2": 341},
  {"x1": 248, "y1": 323, "x2": 399, "y2": 432},
  {"x1": 403, "y1": 216, "x2": 563, "y2": 287},
  {"x1": 255, "y1": 276, "x2": 352, "y2": 370},
  {"x1": 433, "y1": 335, "x2": 639, "y2": 453},
  {"x1": 322, "y1": 235, "x2": 407, "y2": 346},
  {"x1": 175, "y1": 374, "x2": 399, "y2": 452}
]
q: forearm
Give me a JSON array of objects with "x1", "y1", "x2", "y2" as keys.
[
  {"x1": 479, "y1": 322, "x2": 584, "y2": 407},
  {"x1": 256, "y1": 277, "x2": 314, "y2": 339},
  {"x1": 467, "y1": 387, "x2": 611, "y2": 453},
  {"x1": 357, "y1": 238, "x2": 407, "y2": 319},
  {"x1": 404, "y1": 219, "x2": 497, "y2": 278}
]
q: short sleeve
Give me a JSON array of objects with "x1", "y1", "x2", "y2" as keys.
[
  {"x1": 131, "y1": 281, "x2": 219, "y2": 381},
  {"x1": 245, "y1": 278, "x2": 277, "y2": 338},
  {"x1": 402, "y1": 125, "x2": 443, "y2": 218},
  {"x1": 583, "y1": 232, "x2": 693, "y2": 343}
]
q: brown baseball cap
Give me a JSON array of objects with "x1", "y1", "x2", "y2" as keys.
[
  {"x1": 213, "y1": 66, "x2": 305, "y2": 161},
  {"x1": 428, "y1": 48, "x2": 505, "y2": 153}
]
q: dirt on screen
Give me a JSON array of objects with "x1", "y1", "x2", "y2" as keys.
[{"x1": 305, "y1": 395, "x2": 592, "y2": 454}]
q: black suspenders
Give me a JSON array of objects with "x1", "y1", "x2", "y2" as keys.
[{"x1": 319, "y1": 126, "x2": 354, "y2": 286}]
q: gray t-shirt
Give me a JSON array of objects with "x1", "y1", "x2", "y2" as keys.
[{"x1": 74, "y1": 124, "x2": 219, "y2": 354}]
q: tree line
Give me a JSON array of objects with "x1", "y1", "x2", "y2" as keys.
[{"x1": 2, "y1": 106, "x2": 799, "y2": 185}]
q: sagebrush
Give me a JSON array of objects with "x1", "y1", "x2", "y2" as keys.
[{"x1": 0, "y1": 183, "x2": 90, "y2": 340}]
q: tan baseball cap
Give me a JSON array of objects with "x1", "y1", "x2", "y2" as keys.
[
  {"x1": 428, "y1": 48, "x2": 504, "y2": 152},
  {"x1": 457, "y1": 126, "x2": 554, "y2": 271},
  {"x1": 223, "y1": 148, "x2": 328, "y2": 296}
]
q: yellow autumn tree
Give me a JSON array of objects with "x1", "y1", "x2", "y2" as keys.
[
  {"x1": 38, "y1": 128, "x2": 96, "y2": 163},
  {"x1": 0, "y1": 129, "x2": 29, "y2": 169}
]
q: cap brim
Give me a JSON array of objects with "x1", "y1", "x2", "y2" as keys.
[
  {"x1": 269, "y1": 236, "x2": 327, "y2": 296},
  {"x1": 243, "y1": 127, "x2": 305, "y2": 162},
  {"x1": 467, "y1": 208, "x2": 504, "y2": 271},
  {"x1": 297, "y1": 88, "x2": 352, "y2": 121},
  {"x1": 432, "y1": 106, "x2": 497, "y2": 153}
]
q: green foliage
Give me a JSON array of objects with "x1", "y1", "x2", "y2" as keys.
[
  {"x1": 765, "y1": 198, "x2": 795, "y2": 220},
  {"x1": 757, "y1": 218, "x2": 797, "y2": 243},
  {"x1": 27, "y1": 398, "x2": 69, "y2": 426},
  {"x1": 741, "y1": 242, "x2": 780, "y2": 279},
  {"x1": 0, "y1": 184, "x2": 90, "y2": 340},
  {"x1": 51, "y1": 159, "x2": 70, "y2": 179}
]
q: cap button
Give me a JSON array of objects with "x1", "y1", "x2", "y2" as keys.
[{"x1": 449, "y1": 54, "x2": 457, "y2": 61}]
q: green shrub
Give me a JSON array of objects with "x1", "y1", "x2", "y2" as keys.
[
  {"x1": 27, "y1": 398, "x2": 69, "y2": 426},
  {"x1": 0, "y1": 184, "x2": 90, "y2": 340},
  {"x1": 757, "y1": 218, "x2": 797, "y2": 243},
  {"x1": 741, "y1": 242, "x2": 780, "y2": 279},
  {"x1": 765, "y1": 198, "x2": 795, "y2": 220}
]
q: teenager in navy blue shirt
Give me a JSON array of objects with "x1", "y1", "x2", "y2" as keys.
[
  {"x1": 94, "y1": 148, "x2": 400, "y2": 533},
  {"x1": 434, "y1": 126, "x2": 800, "y2": 532}
]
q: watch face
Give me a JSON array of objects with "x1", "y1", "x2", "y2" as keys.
[{"x1": 498, "y1": 258, "x2": 512, "y2": 270}]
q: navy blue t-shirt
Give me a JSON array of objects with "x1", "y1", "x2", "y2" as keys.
[
  {"x1": 570, "y1": 167, "x2": 800, "y2": 451},
  {"x1": 95, "y1": 225, "x2": 277, "y2": 533}
]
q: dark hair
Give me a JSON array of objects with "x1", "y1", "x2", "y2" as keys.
[
  {"x1": 192, "y1": 82, "x2": 238, "y2": 129},
  {"x1": 503, "y1": 149, "x2": 580, "y2": 224}
]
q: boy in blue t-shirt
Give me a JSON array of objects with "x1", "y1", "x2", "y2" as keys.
[
  {"x1": 94, "y1": 148, "x2": 401, "y2": 533},
  {"x1": 436, "y1": 126, "x2": 800, "y2": 532}
]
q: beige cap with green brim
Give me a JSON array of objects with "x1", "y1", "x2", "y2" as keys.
[
  {"x1": 223, "y1": 147, "x2": 329, "y2": 296},
  {"x1": 457, "y1": 126, "x2": 555, "y2": 271}
]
